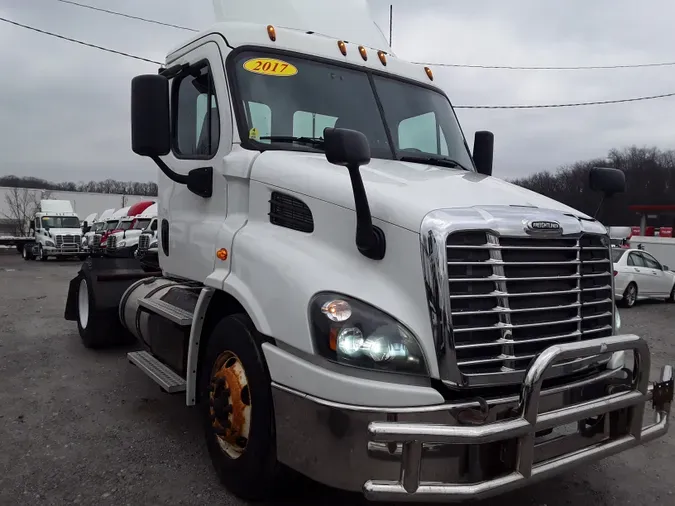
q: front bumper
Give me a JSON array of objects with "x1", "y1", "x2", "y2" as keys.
[
  {"x1": 44, "y1": 246, "x2": 83, "y2": 255},
  {"x1": 272, "y1": 334, "x2": 672, "y2": 502}
]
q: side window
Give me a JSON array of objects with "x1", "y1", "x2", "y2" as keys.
[
  {"x1": 247, "y1": 102, "x2": 272, "y2": 143},
  {"x1": 150, "y1": 220, "x2": 158, "y2": 232},
  {"x1": 293, "y1": 111, "x2": 338, "y2": 138},
  {"x1": 398, "y1": 112, "x2": 449, "y2": 156},
  {"x1": 173, "y1": 63, "x2": 220, "y2": 158},
  {"x1": 642, "y1": 253, "x2": 661, "y2": 269},
  {"x1": 628, "y1": 253, "x2": 645, "y2": 267}
]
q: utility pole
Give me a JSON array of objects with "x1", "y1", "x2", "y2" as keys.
[{"x1": 389, "y1": 5, "x2": 393, "y2": 48}]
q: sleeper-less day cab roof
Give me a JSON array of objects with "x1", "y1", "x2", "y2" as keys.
[{"x1": 167, "y1": 0, "x2": 431, "y2": 88}]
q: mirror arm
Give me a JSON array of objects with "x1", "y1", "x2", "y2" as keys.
[
  {"x1": 346, "y1": 163, "x2": 386, "y2": 261},
  {"x1": 593, "y1": 194, "x2": 606, "y2": 219},
  {"x1": 150, "y1": 155, "x2": 189, "y2": 185}
]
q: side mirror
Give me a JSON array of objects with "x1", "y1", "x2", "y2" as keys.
[
  {"x1": 131, "y1": 75, "x2": 170, "y2": 157},
  {"x1": 324, "y1": 127, "x2": 371, "y2": 168},
  {"x1": 664, "y1": 265, "x2": 670, "y2": 271},
  {"x1": 323, "y1": 127, "x2": 385, "y2": 261},
  {"x1": 473, "y1": 131, "x2": 494, "y2": 176},
  {"x1": 589, "y1": 167, "x2": 626, "y2": 197}
]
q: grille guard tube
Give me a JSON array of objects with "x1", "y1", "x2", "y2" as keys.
[{"x1": 364, "y1": 334, "x2": 673, "y2": 502}]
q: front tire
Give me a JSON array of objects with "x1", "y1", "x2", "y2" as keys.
[
  {"x1": 38, "y1": 244, "x2": 48, "y2": 261},
  {"x1": 667, "y1": 285, "x2": 675, "y2": 303},
  {"x1": 621, "y1": 282, "x2": 638, "y2": 308},
  {"x1": 200, "y1": 314, "x2": 281, "y2": 501},
  {"x1": 22, "y1": 244, "x2": 34, "y2": 261}
]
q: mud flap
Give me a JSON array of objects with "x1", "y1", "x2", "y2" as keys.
[{"x1": 63, "y1": 257, "x2": 161, "y2": 322}]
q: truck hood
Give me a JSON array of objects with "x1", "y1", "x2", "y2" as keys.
[
  {"x1": 250, "y1": 151, "x2": 595, "y2": 232},
  {"x1": 48, "y1": 228, "x2": 83, "y2": 236},
  {"x1": 111, "y1": 230, "x2": 143, "y2": 240}
]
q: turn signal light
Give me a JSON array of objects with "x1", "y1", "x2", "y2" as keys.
[
  {"x1": 217, "y1": 248, "x2": 228, "y2": 261},
  {"x1": 267, "y1": 25, "x2": 277, "y2": 41},
  {"x1": 613, "y1": 270, "x2": 618, "y2": 276}
]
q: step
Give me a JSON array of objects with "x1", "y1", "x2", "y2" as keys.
[
  {"x1": 139, "y1": 298, "x2": 193, "y2": 326},
  {"x1": 128, "y1": 351, "x2": 187, "y2": 393}
]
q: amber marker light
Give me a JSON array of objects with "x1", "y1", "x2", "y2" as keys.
[
  {"x1": 338, "y1": 40, "x2": 347, "y2": 56},
  {"x1": 267, "y1": 25, "x2": 277, "y2": 41},
  {"x1": 378, "y1": 50, "x2": 387, "y2": 66},
  {"x1": 358, "y1": 45, "x2": 368, "y2": 61},
  {"x1": 216, "y1": 248, "x2": 228, "y2": 261},
  {"x1": 425, "y1": 66, "x2": 434, "y2": 81}
]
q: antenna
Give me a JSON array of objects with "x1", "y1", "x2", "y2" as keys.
[{"x1": 389, "y1": 5, "x2": 393, "y2": 48}]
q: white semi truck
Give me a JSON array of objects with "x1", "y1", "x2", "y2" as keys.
[
  {"x1": 83, "y1": 208, "x2": 116, "y2": 253},
  {"x1": 23, "y1": 199, "x2": 87, "y2": 261},
  {"x1": 64, "y1": 0, "x2": 673, "y2": 502},
  {"x1": 105, "y1": 203, "x2": 158, "y2": 258}
]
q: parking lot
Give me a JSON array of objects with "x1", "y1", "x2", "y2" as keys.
[{"x1": 0, "y1": 254, "x2": 674, "y2": 506}]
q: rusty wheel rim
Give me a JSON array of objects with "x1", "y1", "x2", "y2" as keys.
[{"x1": 209, "y1": 351, "x2": 251, "y2": 460}]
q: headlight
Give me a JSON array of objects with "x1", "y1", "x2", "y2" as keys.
[
  {"x1": 45, "y1": 240, "x2": 55, "y2": 247},
  {"x1": 309, "y1": 293, "x2": 428, "y2": 376},
  {"x1": 118, "y1": 240, "x2": 127, "y2": 247},
  {"x1": 149, "y1": 240, "x2": 158, "y2": 248}
]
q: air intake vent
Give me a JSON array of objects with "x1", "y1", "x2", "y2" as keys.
[{"x1": 269, "y1": 192, "x2": 314, "y2": 233}]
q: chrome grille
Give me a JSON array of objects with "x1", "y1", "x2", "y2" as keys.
[
  {"x1": 447, "y1": 232, "x2": 613, "y2": 376},
  {"x1": 94, "y1": 234, "x2": 102, "y2": 246},
  {"x1": 138, "y1": 234, "x2": 150, "y2": 252},
  {"x1": 107, "y1": 235, "x2": 117, "y2": 251}
]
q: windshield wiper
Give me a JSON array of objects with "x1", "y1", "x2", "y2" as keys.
[
  {"x1": 259, "y1": 136, "x2": 325, "y2": 148},
  {"x1": 399, "y1": 155, "x2": 469, "y2": 171}
]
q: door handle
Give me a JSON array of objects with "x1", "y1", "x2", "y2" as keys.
[{"x1": 634, "y1": 268, "x2": 641, "y2": 272}]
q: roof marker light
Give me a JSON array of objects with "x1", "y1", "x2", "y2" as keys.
[
  {"x1": 378, "y1": 51, "x2": 387, "y2": 66},
  {"x1": 267, "y1": 25, "x2": 277, "y2": 42},
  {"x1": 338, "y1": 40, "x2": 347, "y2": 56},
  {"x1": 425, "y1": 66, "x2": 434, "y2": 81},
  {"x1": 358, "y1": 46, "x2": 368, "y2": 61}
]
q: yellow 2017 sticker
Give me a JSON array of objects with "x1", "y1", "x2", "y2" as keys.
[{"x1": 243, "y1": 58, "x2": 298, "y2": 77}]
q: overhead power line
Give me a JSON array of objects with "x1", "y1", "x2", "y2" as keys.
[
  {"x1": 57, "y1": 0, "x2": 675, "y2": 73},
  {"x1": 57, "y1": 0, "x2": 197, "y2": 32},
  {"x1": 453, "y1": 91, "x2": 675, "y2": 109},
  {"x1": 0, "y1": 16, "x2": 162, "y2": 65},
  {"x1": 416, "y1": 61, "x2": 675, "y2": 71},
  {"x1": 3, "y1": 16, "x2": 675, "y2": 110}
]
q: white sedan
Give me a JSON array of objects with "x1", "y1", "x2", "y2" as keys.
[{"x1": 612, "y1": 247, "x2": 675, "y2": 307}]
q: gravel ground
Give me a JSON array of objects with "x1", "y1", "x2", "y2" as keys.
[{"x1": 0, "y1": 254, "x2": 674, "y2": 506}]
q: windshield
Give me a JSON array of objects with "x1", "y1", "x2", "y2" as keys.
[
  {"x1": 92, "y1": 222, "x2": 104, "y2": 232},
  {"x1": 105, "y1": 220, "x2": 119, "y2": 231},
  {"x1": 229, "y1": 51, "x2": 474, "y2": 170},
  {"x1": 41, "y1": 216, "x2": 80, "y2": 229},
  {"x1": 132, "y1": 219, "x2": 151, "y2": 230},
  {"x1": 119, "y1": 220, "x2": 134, "y2": 231},
  {"x1": 612, "y1": 248, "x2": 627, "y2": 262}
]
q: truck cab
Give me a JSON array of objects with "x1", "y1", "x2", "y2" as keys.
[
  {"x1": 92, "y1": 207, "x2": 130, "y2": 255},
  {"x1": 105, "y1": 202, "x2": 157, "y2": 257},
  {"x1": 84, "y1": 208, "x2": 115, "y2": 253},
  {"x1": 65, "y1": 0, "x2": 674, "y2": 503},
  {"x1": 24, "y1": 199, "x2": 86, "y2": 261}
]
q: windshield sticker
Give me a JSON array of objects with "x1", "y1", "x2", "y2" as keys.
[
  {"x1": 243, "y1": 58, "x2": 298, "y2": 77},
  {"x1": 249, "y1": 127, "x2": 260, "y2": 140}
]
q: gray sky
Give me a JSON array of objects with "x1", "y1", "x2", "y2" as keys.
[{"x1": 1, "y1": 0, "x2": 674, "y2": 183}]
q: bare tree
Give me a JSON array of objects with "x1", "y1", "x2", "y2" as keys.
[{"x1": 1, "y1": 187, "x2": 43, "y2": 236}]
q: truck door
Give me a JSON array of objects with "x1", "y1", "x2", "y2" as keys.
[{"x1": 160, "y1": 40, "x2": 233, "y2": 282}]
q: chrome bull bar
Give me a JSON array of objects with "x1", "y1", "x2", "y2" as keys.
[{"x1": 364, "y1": 334, "x2": 674, "y2": 502}]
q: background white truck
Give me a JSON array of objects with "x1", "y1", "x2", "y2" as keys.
[
  {"x1": 22, "y1": 199, "x2": 87, "y2": 261},
  {"x1": 64, "y1": 0, "x2": 674, "y2": 503},
  {"x1": 105, "y1": 203, "x2": 157, "y2": 258}
]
